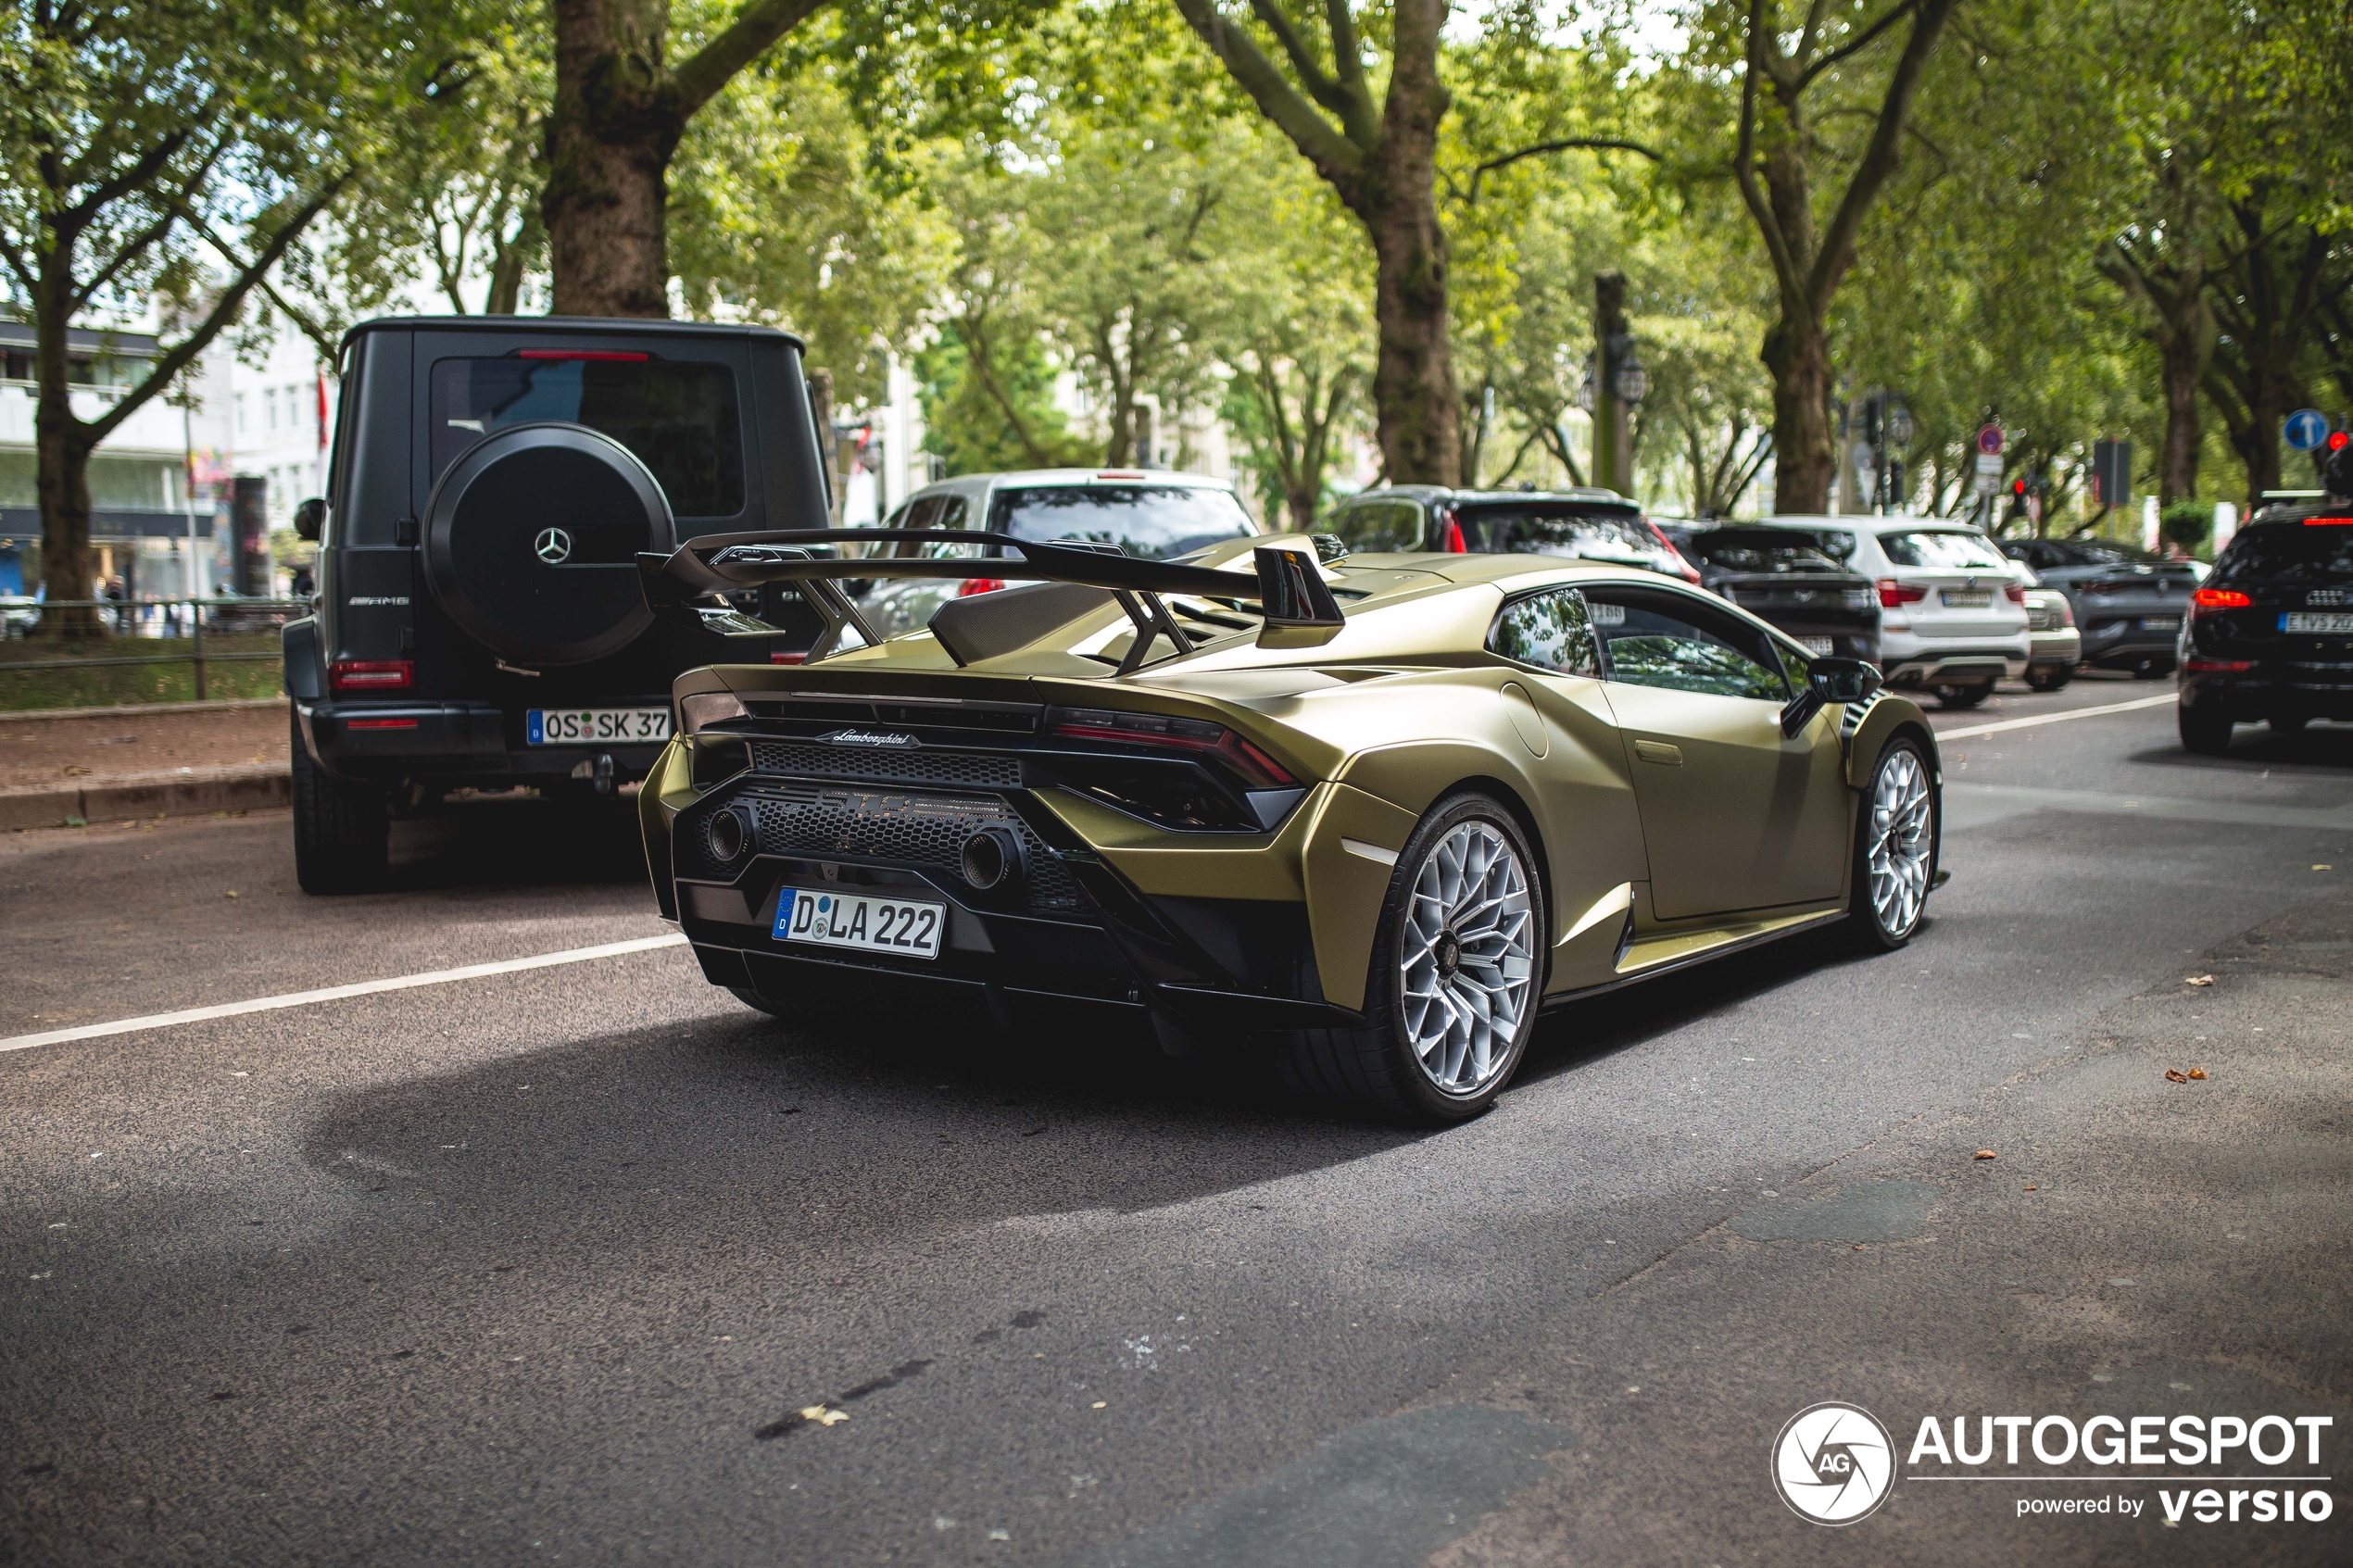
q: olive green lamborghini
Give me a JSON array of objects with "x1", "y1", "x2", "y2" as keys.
[{"x1": 635, "y1": 528, "x2": 1943, "y2": 1122}]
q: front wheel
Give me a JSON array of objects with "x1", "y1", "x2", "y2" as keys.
[
  {"x1": 1280, "y1": 794, "x2": 1546, "y2": 1123},
  {"x1": 1848, "y1": 737, "x2": 1938, "y2": 951},
  {"x1": 2178, "y1": 703, "x2": 2234, "y2": 756}
]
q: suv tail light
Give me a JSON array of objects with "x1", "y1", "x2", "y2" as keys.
[
  {"x1": 2003, "y1": 583, "x2": 2026, "y2": 604},
  {"x1": 957, "y1": 577, "x2": 1006, "y2": 596},
  {"x1": 2192, "y1": 588, "x2": 2251, "y2": 615},
  {"x1": 330, "y1": 659, "x2": 412, "y2": 691},
  {"x1": 1876, "y1": 579, "x2": 1927, "y2": 608},
  {"x1": 1440, "y1": 508, "x2": 1466, "y2": 552},
  {"x1": 2304, "y1": 516, "x2": 2353, "y2": 526}
]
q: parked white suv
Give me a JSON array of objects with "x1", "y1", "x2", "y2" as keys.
[{"x1": 1757, "y1": 517, "x2": 2031, "y2": 708}]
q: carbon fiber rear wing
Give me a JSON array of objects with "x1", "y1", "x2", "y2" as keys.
[{"x1": 638, "y1": 530, "x2": 1342, "y2": 669}]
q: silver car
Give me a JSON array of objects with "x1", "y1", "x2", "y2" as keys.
[{"x1": 854, "y1": 469, "x2": 1263, "y2": 639}]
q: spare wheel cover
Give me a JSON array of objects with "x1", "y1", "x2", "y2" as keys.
[{"x1": 422, "y1": 421, "x2": 675, "y2": 666}]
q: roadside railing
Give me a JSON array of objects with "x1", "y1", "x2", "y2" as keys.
[{"x1": 1, "y1": 596, "x2": 308, "y2": 701}]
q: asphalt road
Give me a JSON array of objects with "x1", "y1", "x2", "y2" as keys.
[{"x1": 5, "y1": 673, "x2": 2349, "y2": 1566}]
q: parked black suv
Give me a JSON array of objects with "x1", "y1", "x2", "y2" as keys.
[
  {"x1": 1678, "y1": 526, "x2": 1880, "y2": 661},
  {"x1": 1997, "y1": 536, "x2": 2196, "y2": 675},
  {"x1": 283, "y1": 317, "x2": 832, "y2": 892},
  {"x1": 1321, "y1": 486, "x2": 1701, "y2": 583},
  {"x1": 2177, "y1": 461, "x2": 2353, "y2": 753}
]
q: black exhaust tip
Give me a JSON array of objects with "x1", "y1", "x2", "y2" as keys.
[{"x1": 961, "y1": 825, "x2": 1026, "y2": 894}]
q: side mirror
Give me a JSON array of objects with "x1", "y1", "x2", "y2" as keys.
[
  {"x1": 294, "y1": 496, "x2": 326, "y2": 542},
  {"x1": 1780, "y1": 657, "x2": 1881, "y2": 737}
]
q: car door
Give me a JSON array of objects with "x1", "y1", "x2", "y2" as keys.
[{"x1": 1581, "y1": 584, "x2": 1850, "y2": 920}]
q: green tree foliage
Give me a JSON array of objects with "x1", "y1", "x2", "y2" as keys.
[{"x1": 0, "y1": 0, "x2": 476, "y2": 631}]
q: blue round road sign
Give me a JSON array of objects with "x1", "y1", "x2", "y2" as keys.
[{"x1": 2285, "y1": 408, "x2": 2329, "y2": 451}]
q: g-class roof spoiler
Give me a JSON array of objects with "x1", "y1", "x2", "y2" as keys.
[{"x1": 638, "y1": 529, "x2": 1343, "y2": 671}]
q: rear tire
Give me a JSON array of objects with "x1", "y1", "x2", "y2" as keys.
[
  {"x1": 2178, "y1": 703, "x2": 2234, "y2": 756},
  {"x1": 1847, "y1": 736, "x2": 1938, "y2": 952},
  {"x1": 1936, "y1": 683, "x2": 1992, "y2": 709},
  {"x1": 2133, "y1": 659, "x2": 2168, "y2": 680},
  {"x1": 2024, "y1": 665, "x2": 2072, "y2": 692},
  {"x1": 2270, "y1": 714, "x2": 2309, "y2": 734},
  {"x1": 1278, "y1": 793, "x2": 1546, "y2": 1123},
  {"x1": 291, "y1": 709, "x2": 388, "y2": 895}
]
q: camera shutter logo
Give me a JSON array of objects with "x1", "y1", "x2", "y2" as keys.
[
  {"x1": 534, "y1": 527, "x2": 573, "y2": 564},
  {"x1": 1772, "y1": 1402, "x2": 1896, "y2": 1524}
]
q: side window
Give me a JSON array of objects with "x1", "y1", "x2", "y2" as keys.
[
  {"x1": 902, "y1": 495, "x2": 946, "y2": 531},
  {"x1": 1584, "y1": 590, "x2": 1789, "y2": 700},
  {"x1": 1489, "y1": 588, "x2": 1601, "y2": 677},
  {"x1": 935, "y1": 495, "x2": 968, "y2": 529}
]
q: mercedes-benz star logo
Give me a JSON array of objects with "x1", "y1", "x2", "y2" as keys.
[
  {"x1": 534, "y1": 527, "x2": 573, "y2": 564},
  {"x1": 1771, "y1": 1402, "x2": 1895, "y2": 1525}
]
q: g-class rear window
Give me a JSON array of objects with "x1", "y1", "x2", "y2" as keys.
[{"x1": 430, "y1": 356, "x2": 745, "y2": 518}]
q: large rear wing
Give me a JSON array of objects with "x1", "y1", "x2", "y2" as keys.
[{"x1": 638, "y1": 530, "x2": 1343, "y2": 670}]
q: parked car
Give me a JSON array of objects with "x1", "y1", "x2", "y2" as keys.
[
  {"x1": 1997, "y1": 536, "x2": 2198, "y2": 677},
  {"x1": 1677, "y1": 526, "x2": 1879, "y2": 661},
  {"x1": 1322, "y1": 486, "x2": 1701, "y2": 583},
  {"x1": 2020, "y1": 584, "x2": 2082, "y2": 689},
  {"x1": 1755, "y1": 517, "x2": 2030, "y2": 708},
  {"x1": 2177, "y1": 479, "x2": 2353, "y2": 754},
  {"x1": 283, "y1": 315, "x2": 834, "y2": 894},
  {"x1": 1, "y1": 592, "x2": 37, "y2": 637},
  {"x1": 850, "y1": 470, "x2": 1262, "y2": 639}
]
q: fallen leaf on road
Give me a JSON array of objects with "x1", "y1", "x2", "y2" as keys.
[
  {"x1": 2165, "y1": 1069, "x2": 2189, "y2": 1084},
  {"x1": 2183, "y1": 975, "x2": 2214, "y2": 986},
  {"x1": 799, "y1": 1404, "x2": 848, "y2": 1426},
  {"x1": 2024, "y1": 1185, "x2": 2038, "y2": 1191},
  {"x1": 2315, "y1": 865, "x2": 2334, "y2": 872},
  {"x1": 224, "y1": 890, "x2": 239, "y2": 898},
  {"x1": 1973, "y1": 1150, "x2": 1997, "y2": 1160},
  {"x1": 2187, "y1": 1068, "x2": 2208, "y2": 1080}
]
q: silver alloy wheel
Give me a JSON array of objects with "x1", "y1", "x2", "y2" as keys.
[
  {"x1": 1868, "y1": 748, "x2": 1933, "y2": 937},
  {"x1": 1401, "y1": 821, "x2": 1538, "y2": 1096}
]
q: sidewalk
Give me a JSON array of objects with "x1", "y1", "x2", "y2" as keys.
[{"x1": 0, "y1": 698, "x2": 291, "y2": 831}]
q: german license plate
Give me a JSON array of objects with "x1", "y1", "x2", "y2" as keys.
[
  {"x1": 774, "y1": 887, "x2": 944, "y2": 960},
  {"x1": 1940, "y1": 589, "x2": 1992, "y2": 608},
  {"x1": 525, "y1": 707, "x2": 671, "y2": 745},
  {"x1": 1799, "y1": 636, "x2": 1835, "y2": 656},
  {"x1": 2283, "y1": 611, "x2": 2353, "y2": 634},
  {"x1": 2140, "y1": 616, "x2": 2181, "y2": 630}
]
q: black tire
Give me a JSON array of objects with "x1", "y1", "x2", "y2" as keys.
[
  {"x1": 2024, "y1": 665, "x2": 2073, "y2": 692},
  {"x1": 1278, "y1": 793, "x2": 1547, "y2": 1123},
  {"x1": 291, "y1": 709, "x2": 388, "y2": 895},
  {"x1": 2270, "y1": 714, "x2": 2309, "y2": 734},
  {"x1": 1936, "y1": 683, "x2": 1992, "y2": 709},
  {"x1": 2178, "y1": 703, "x2": 2234, "y2": 756},
  {"x1": 1847, "y1": 735, "x2": 1939, "y2": 952},
  {"x1": 2133, "y1": 659, "x2": 2168, "y2": 680}
]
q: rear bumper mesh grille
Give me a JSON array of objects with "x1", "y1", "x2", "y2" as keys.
[
  {"x1": 747, "y1": 784, "x2": 1085, "y2": 913},
  {"x1": 749, "y1": 740, "x2": 1022, "y2": 790}
]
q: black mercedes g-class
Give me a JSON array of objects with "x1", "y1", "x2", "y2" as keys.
[{"x1": 283, "y1": 317, "x2": 832, "y2": 893}]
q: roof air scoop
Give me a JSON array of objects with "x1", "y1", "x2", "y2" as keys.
[{"x1": 1253, "y1": 546, "x2": 1344, "y2": 646}]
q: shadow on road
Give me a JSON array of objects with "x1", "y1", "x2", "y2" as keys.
[
  {"x1": 2124, "y1": 721, "x2": 2353, "y2": 774},
  {"x1": 383, "y1": 793, "x2": 650, "y2": 892}
]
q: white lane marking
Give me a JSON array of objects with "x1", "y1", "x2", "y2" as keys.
[
  {"x1": 1935, "y1": 693, "x2": 2175, "y2": 740},
  {"x1": 0, "y1": 933, "x2": 689, "y2": 1056}
]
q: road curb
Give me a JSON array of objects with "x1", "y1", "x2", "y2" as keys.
[
  {"x1": 0, "y1": 763, "x2": 292, "y2": 831},
  {"x1": 0, "y1": 696, "x2": 288, "y2": 725}
]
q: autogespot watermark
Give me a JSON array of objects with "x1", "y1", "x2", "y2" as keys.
[{"x1": 1774, "y1": 1405, "x2": 2337, "y2": 1527}]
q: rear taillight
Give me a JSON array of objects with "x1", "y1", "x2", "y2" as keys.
[
  {"x1": 2004, "y1": 583, "x2": 2026, "y2": 605},
  {"x1": 346, "y1": 717, "x2": 418, "y2": 730},
  {"x1": 1441, "y1": 509, "x2": 1466, "y2": 552},
  {"x1": 957, "y1": 577, "x2": 1006, "y2": 596},
  {"x1": 2182, "y1": 657, "x2": 2255, "y2": 672},
  {"x1": 2303, "y1": 516, "x2": 2353, "y2": 526},
  {"x1": 1645, "y1": 521, "x2": 1703, "y2": 585},
  {"x1": 330, "y1": 659, "x2": 412, "y2": 691},
  {"x1": 769, "y1": 651, "x2": 807, "y2": 665},
  {"x1": 1877, "y1": 579, "x2": 1927, "y2": 608},
  {"x1": 1048, "y1": 707, "x2": 1295, "y2": 787},
  {"x1": 2192, "y1": 588, "x2": 2251, "y2": 614}
]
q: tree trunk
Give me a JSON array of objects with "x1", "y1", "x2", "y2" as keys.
[
  {"x1": 2158, "y1": 334, "x2": 2202, "y2": 506},
  {"x1": 1359, "y1": 121, "x2": 1459, "y2": 487},
  {"x1": 1762, "y1": 312, "x2": 1835, "y2": 513},
  {"x1": 544, "y1": 0, "x2": 683, "y2": 318},
  {"x1": 31, "y1": 254, "x2": 104, "y2": 638}
]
